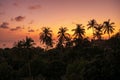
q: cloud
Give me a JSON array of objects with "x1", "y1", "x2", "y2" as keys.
[
  {"x1": 0, "y1": 22, "x2": 9, "y2": 29},
  {"x1": 28, "y1": 29, "x2": 35, "y2": 32},
  {"x1": 10, "y1": 26, "x2": 22, "y2": 31},
  {"x1": 15, "y1": 16, "x2": 25, "y2": 21},
  {"x1": 28, "y1": 4, "x2": 41, "y2": 10}
]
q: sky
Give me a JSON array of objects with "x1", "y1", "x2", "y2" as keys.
[{"x1": 0, "y1": 0, "x2": 120, "y2": 48}]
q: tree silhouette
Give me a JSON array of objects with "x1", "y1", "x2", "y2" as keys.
[
  {"x1": 72, "y1": 24, "x2": 85, "y2": 47},
  {"x1": 56, "y1": 27, "x2": 70, "y2": 48},
  {"x1": 72, "y1": 24, "x2": 85, "y2": 39},
  {"x1": 13, "y1": 37, "x2": 35, "y2": 80},
  {"x1": 39, "y1": 27, "x2": 53, "y2": 50},
  {"x1": 87, "y1": 19, "x2": 97, "y2": 39},
  {"x1": 103, "y1": 19, "x2": 115, "y2": 39},
  {"x1": 14, "y1": 36, "x2": 35, "y2": 48},
  {"x1": 14, "y1": 40, "x2": 25, "y2": 48},
  {"x1": 24, "y1": 36, "x2": 35, "y2": 48},
  {"x1": 93, "y1": 24, "x2": 103, "y2": 40}
]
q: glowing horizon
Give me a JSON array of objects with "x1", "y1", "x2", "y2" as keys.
[{"x1": 0, "y1": 0, "x2": 120, "y2": 48}]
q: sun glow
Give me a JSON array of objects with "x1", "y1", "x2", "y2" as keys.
[{"x1": 0, "y1": 0, "x2": 119, "y2": 48}]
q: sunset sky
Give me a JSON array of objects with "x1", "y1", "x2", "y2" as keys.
[{"x1": 0, "y1": 0, "x2": 120, "y2": 48}]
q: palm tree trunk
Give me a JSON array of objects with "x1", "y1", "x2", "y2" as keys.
[
  {"x1": 92, "y1": 27, "x2": 95, "y2": 40},
  {"x1": 108, "y1": 33, "x2": 110, "y2": 39},
  {"x1": 45, "y1": 46, "x2": 48, "y2": 51}
]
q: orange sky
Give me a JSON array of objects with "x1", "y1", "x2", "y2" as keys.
[{"x1": 0, "y1": 0, "x2": 120, "y2": 48}]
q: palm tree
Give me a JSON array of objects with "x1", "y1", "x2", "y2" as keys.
[
  {"x1": 87, "y1": 19, "x2": 97, "y2": 39},
  {"x1": 72, "y1": 24, "x2": 85, "y2": 39},
  {"x1": 94, "y1": 24, "x2": 103, "y2": 40},
  {"x1": 72, "y1": 24, "x2": 85, "y2": 47},
  {"x1": 14, "y1": 37, "x2": 35, "y2": 80},
  {"x1": 39, "y1": 27, "x2": 53, "y2": 50},
  {"x1": 56, "y1": 27, "x2": 70, "y2": 48},
  {"x1": 24, "y1": 36, "x2": 35, "y2": 48},
  {"x1": 14, "y1": 40, "x2": 25, "y2": 48},
  {"x1": 14, "y1": 37, "x2": 35, "y2": 48},
  {"x1": 103, "y1": 19, "x2": 115, "y2": 39},
  {"x1": 24, "y1": 37, "x2": 35, "y2": 80}
]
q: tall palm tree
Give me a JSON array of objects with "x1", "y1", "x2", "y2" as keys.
[
  {"x1": 72, "y1": 24, "x2": 85, "y2": 46},
  {"x1": 14, "y1": 37, "x2": 35, "y2": 48},
  {"x1": 87, "y1": 19, "x2": 97, "y2": 39},
  {"x1": 39, "y1": 27, "x2": 53, "y2": 50},
  {"x1": 57, "y1": 27, "x2": 70, "y2": 48},
  {"x1": 14, "y1": 37, "x2": 35, "y2": 80},
  {"x1": 94, "y1": 24, "x2": 103, "y2": 40},
  {"x1": 72, "y1": 24, "x2": 85, "y2": 39},
  {"x1": 103, "y1": 19, "x2": 115, "y2": 39},
  {"x1": 24, "y1": 36, "x2": 35, "y2": 48}
]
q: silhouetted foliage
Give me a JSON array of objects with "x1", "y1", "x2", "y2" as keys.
[
  {"x1": 56, "y1": 27, "x2": 70, "y2": 49},
  {"x1": 14, "y1": 36, "x2": 35, "y2": 48},
  {"x1": 0, "y1": 19, "x2": 120, "y2": 80},
  {"x1": 72, "y1": 24, "x2": 85, "y2": 47},
  {"x1": 103, "y1": 19, "x2": 115, "y2": 39},
  {"x1": 87, "y1": 19, "x2": 97, "y2": 39},
  {"x1": 40, "y1": 27, "x2": 53, "y2": 50},
  {"x1": 94, "y1": 24, "x2": 103, "y2": 40}
]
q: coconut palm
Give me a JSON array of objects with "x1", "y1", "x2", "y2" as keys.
[
  {"x1": 24, "y1": 36, "x2": 35, "y2": 48},
  {"x1": 14, "y1": 37, "x2": 35, "y2": 80},
  {"x1": 39, "y1": 27, "x2": 53, "y2": 50},
  {"x1": 14, "y1": 40, "x2": 25, "y2": 48},
  {"x1": 14, "y1": 37, "x2": 35, "y2": 48},
  {"x1": 103, "y1": 19, "x2": 115, "y2": 39},
  {"x1": 87, "y1": 19, "x2": 97, "y2": 39},
  {"x1": 94, "y1": 24, "x2": 103, "y2": 40},
  {"x1": 72, "y1": 24, "x2": 85, "y2": 39},
  {"x1": 72, "y1": 24, "x2": 85, "y2": 47},
  {"x1": 56, "y1": 27, "x2": 70, "y2": 48}
]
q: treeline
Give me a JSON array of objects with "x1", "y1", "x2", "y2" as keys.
[
  {"x1": 0, "y1": 19, "x2": 120, "y2": 80},
  {"x1": 14, "y1": 19, "x2": 115, "y2": 50}
]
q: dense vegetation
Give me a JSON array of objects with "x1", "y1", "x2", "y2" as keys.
[{"x1": 0, "y1": 19, "x2": 120, "y2": 80}]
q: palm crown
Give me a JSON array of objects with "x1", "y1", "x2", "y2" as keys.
[
  {"x1": 39, "y1": 27, "x2": 53, "y2": 49},
  {"x1": 87, "y1": 19, "x2": 97, "y2": 39},
  {"x1": 57, "y1": 27, "x2": 70, "y2": 47},
  {"x1": 103, "y1": 19, "x2": 115, "y2": 39},
  {"x1": 72, "y1": 24, "x2": 85, "y2": 39}
]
